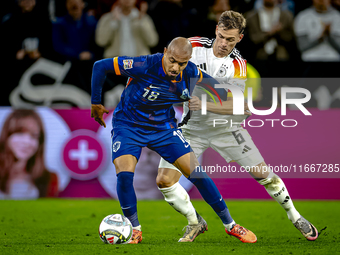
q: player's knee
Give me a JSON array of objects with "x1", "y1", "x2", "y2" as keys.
[
  {"x1": 156, "y1": 174, "x2": 176, "y2": 188},
  {"x1": 250, "y1": 162, "x2": 270, "y2": 179},
  {"x1": 113, "y1": 155, "x2": 137, "y2": 173}
]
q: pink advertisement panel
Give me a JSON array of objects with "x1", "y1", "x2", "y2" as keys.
[{"x1": 0, "y1": 107, "x2": 338, "y2": 200}]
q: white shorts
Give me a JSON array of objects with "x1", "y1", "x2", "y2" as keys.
[{"x1": 158, "y1": 125, "x2": 264, "y2": 173}]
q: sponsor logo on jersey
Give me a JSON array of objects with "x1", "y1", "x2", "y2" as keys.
[
  {"x1": 123, "y1": 59, "x2": 133, "y2": 70},
  {"x1": 112, "y1": 141, "x2": 121, "y2": 152},
  {"x1": 216, "y1": 64, "x2": 228, "y2": 78},
  {"x1": 180, "y1": 88, "x2": 190, "y2": 99},
  {"x1": 149, "y1": 84, "x2": 159, "y2": 89}
]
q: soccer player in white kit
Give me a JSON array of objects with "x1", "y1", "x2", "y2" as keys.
[{"x1": 157, "y1": 10, "x2": 318, "y2": 243}]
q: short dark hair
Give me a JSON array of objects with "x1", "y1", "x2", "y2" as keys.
[{"x1": 218, "y1": 10, "x2": 246, "y2": 34}]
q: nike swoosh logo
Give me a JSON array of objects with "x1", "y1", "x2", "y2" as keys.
[
  {"x1": 220, "y1": 197, "x2": 223, "y2": 201},
  {"x1": 149, "y1": 85, "x2": 159, "y2": 89},
  {"x1": 188, "y1": 234, "x2": 195, "y2": 240},
  {"x1": 185, "y1": 144, "x2": 190, "y2": 148}
]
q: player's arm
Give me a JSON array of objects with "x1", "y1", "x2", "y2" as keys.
[
  {"x1": 91, "y1": 58, "x2": 117, "y2": 127},
  {"x1": 190, "y1": 63, "x2": 250, "y2": 115},
  {"x1": 195, "y1": 70, "x2": 229, "y2": 100},
  {"x1": 189, "y1": 96, "x2": 251, "y2": 115}
]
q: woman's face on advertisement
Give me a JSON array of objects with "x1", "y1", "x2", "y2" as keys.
[{"x1": 8, "y1": 117, "x2": 40, "y2": 161}]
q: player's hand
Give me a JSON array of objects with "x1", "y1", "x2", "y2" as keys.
[
  {"x1": 227, "y1": 97, "x2": 252, "y2": 115},
  {"x1": 188, "y1": 96, "x2": 201, "y2": 111},
  {"x1": 91, "y1": 104, "x2": 109, "y2": 128},
  {"x1": 244, "y1": 102, "x2": 252, "y2": 116},
  {"x1": 268, "y1": 23, "x2": 282, "y2": 36},
  {"x1": 16, "y1": 49, "x2": 25, "y2": 60},
  {"x1": 322, "y1": 23, "x2": 331, "y2": 37}
]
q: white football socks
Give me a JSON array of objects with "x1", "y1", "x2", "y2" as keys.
[
  {"x1": 258, "y1": 173, "x2": 300, "y2": 223},
  {"x1": 132, "y1": 225, "x2": 142, "y2": 231},
  {"x1": 159, "y1": 182, "x2": 198, "y2": 225},
  {"x1": 223, "y1": 220, "x2": 236, "y2": 231}
]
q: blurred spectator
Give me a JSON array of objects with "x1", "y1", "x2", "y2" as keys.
[
  {"x1": 0, "y1": 0, "x2": 54, "y2": 106},
  {"x1": 207, "y1": 0, "x2": 231, "y2": 23},
  {"x1": 246, "y1": 0, "x2": 295, "y2": 63},
  {"x1": 52, "y1": 0, "x2": 100, "y2": 94},
  {"x1": 294, "y1": 0, "x2": 340, "y2": 62},
  {"x1": 48, "y1": 0, "x2": 97, "y2": 22},
  {"x1": 229, "y1": 0, "x2": 256, "y2": 14},
  {"x1": 52, "y1": 0, "x2": 98, "y2": 62},
  {"x1": 86, "y1": 0, "x2": 117, "y2": 20},
  {"x1": 254, "y1": 0, "x2": 295, "y2": 14},
  {"x1": 1, "y1": 0, "x2": 53, "y2": 62},
  {"x1": 149, "y1": 0, "x2": 200, "y2": 53},
  {"x1": 46, "y1": 0, "x2": 68, "y2": 22},
  {"x1": 0, "y1": 109, "x2": 58, "y2": 199},
  {"x1": 95, "y1": 0, "x2": 158, "y2": 58},
  {"x1": 199, "y1": 0, "x2": 231, "y2": 38}
]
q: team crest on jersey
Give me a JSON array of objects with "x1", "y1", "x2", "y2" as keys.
[
  {"x1": 180, "y1": 88, "x2": 189, "y2": 100},
  {"x1": 216, "y1": 64, "x2": 228, "y2": 77},
  {"x1": 112, "y1": 141, "x2": 121, "y2": 152},
  {"x1": 123, "y1": 59, "x2": 133, "y2": 70}
]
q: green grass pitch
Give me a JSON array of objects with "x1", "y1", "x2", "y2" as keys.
[{"x1": 0, "y1": 199, "x2": 339, "y2": 254}]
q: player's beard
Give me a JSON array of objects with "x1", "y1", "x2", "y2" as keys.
[{"x1": 167, "y1": 70, "x2": 179, "y2": 79}]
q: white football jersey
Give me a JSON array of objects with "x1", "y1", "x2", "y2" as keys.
[{"x1": 181, "y1": 37, "x2": 248, "y2": 130}]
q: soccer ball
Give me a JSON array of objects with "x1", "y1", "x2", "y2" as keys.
[{"x1": 98, "y1": 214, "x2": 133, "y2": 244}]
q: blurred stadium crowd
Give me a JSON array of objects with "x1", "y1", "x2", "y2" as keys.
[{"x1": 1, "y1": 0, "x2": 340, "y2": 108}]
